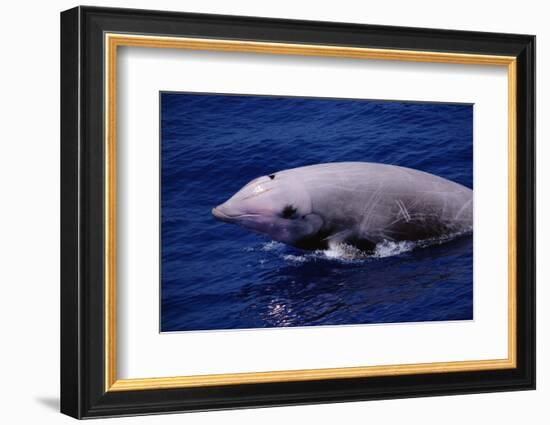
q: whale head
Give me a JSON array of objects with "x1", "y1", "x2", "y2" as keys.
[{"x1": 212, "y1": 172, "x2": 323, "y2": 246}]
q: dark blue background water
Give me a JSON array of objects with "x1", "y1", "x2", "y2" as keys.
[{"x1": 161, "y1": 93, "x2": 473, "y2": 332}]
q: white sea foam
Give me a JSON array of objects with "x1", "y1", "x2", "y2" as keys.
[
  {"x1": 254, "y1": 231, "x2": 470, "y2": 264},
  {"x1": 282, "y1": 254, "x2": 308, "y2": 263},
  {"x1": 319, "y1": 243, "x2": 370, "y2": 261},
  {"x1": 373, "y1": 240, "x2": 417, "y2": 258},
  {"x1": 261, "y1": 241, "x2": 285, "y2": 252}
]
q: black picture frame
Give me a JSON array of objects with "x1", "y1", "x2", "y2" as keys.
[{"x1": 61, "y1": 5, "x2": 535, "y2": 419}]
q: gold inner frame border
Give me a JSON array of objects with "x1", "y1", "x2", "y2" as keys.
[{"x1": 104, "y1": 33, "x2": 517, "y2": 392}]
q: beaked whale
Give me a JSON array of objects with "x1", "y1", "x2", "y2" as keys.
[{"x1": 212, "y1": 162, "x2": 472, "y2": 252}]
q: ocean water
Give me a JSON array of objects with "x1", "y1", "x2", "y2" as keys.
[{"x1": 160, "y1": 93, "x2": 473, "y2": 332}]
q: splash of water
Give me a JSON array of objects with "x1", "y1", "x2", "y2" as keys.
[
  {"x1": 319, "y1": 243, "x2": 371, "y2": 261},
  {"x1": 373, "y1": 240, "x2": 417, "y2": 258},
  {"x1": 282, "y1": 254, "x2": 308, "y2": 263},
  {"x1": 256, "y1": 230, "x2": 470, "y2": 264},
  {"x1": 261, "y1": 241, "x2": 286, "y2": 252}
]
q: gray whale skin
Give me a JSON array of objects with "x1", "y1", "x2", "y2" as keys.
[{"x1": 212, "y1": 162, "x2": 472, "y2": 252}]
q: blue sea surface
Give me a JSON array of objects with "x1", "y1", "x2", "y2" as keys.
[{"x1": 161, "y1": 93, "x2": 473, "y2": 332}]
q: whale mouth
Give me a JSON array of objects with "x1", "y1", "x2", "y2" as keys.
[
  {"x1": 212, "y1": 207, "x2": 260, "y2": 223},
  {"x1": 212, "y1": 207, "x2": 235, "y2": 222}
]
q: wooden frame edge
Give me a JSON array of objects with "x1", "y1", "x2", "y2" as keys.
[{"x1": 108, "y1": 358, "x2": 516, "y2": 391}]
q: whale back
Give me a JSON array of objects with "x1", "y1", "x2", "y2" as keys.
[{"x1": 276, "y1": 162, "x2": 472, "y2": 246}]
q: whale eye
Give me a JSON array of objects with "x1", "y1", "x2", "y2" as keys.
[
  {"x1": 281, "y1": 205, "x2": 297, "y2": 219},
  {"x1": 268, "y1": 174, "x2": 275, "y2": 180}
]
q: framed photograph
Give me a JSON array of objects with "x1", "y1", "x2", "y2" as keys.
[{"x1": 60, "y1": 6, "x2": 535, "y2": 419}]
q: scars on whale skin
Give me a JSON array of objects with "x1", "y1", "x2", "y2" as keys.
[{"x1": 212, "y1": 162, "x2": 473, "y2": 252}]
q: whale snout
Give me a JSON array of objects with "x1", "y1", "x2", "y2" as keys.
[
  {"x1": 212, "y1": 200, "x2": 252, "y2": 223},
  {"x1": 212, "y1": 205, "x2": 235, "y2": 223}
]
